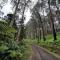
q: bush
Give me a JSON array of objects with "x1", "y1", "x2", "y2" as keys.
[{"x1": 0, "y1": 21, "x2": 23, "y2": 60}]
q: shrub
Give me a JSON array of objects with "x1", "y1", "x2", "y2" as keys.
[{"x1": 0, "y1": 21, "x2": 22, "y2": 60}]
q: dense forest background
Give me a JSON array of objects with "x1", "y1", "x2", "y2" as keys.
[{"x1": 0, "y1": 0, "x2": 60, "y2": 60}]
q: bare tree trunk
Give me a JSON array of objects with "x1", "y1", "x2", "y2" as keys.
[
  {"x1": 34, "y1": 10, "x2": 46, "y2": 41},
  {"x1": 39, "y1": 29, "x2": 41, "y2": 40},
  {"x1": 10, "y1": 0, "x2": 20, "y2": 27},
  {"x1": 38, "y1": 12, "x2": 46, "y2": 41},
  {"x1": 17, "y1": 0, "x2": 29, "y2": 41},
  {"x1": 48, "y1": 0, "x2": 57, "y2": 41}
]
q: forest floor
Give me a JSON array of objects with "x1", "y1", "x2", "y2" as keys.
[{"x1": 31, "y1": 45, "x2": 60, "y2": 60}]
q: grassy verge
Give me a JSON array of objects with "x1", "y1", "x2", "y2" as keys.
[
  {"x1": 21, "y1": 39, "x2": 38, "y2": 60},
  {"x1": 38, "y1": 33, "x2": 60, "y2": 56}
]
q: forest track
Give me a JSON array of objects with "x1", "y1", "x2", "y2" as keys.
[{"x1": 31, "y1": 45, "x2": 60, "y2": 60}]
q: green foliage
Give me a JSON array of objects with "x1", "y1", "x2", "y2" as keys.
[
  {"x1": 0, "y1": 21, "x2": 23, "y2": 60},
  {"x1": 0, "y1": 40, "x2": 23, "y2": 60},
  {"x1": 35, "y1": 33, "x2": 60, "y2": 55},
  {"x1": 20, "y1": 39, "x2": 32, "y2": 60},
  {"x1": 0, "y1": 21, "x2": 16, "y2": 42},
  {"x1": 0, "y1": 44, "x2": 8, "y2": 52},
  {"x1": 8, "y1": 50, "x2": 22, "y2": 58}
]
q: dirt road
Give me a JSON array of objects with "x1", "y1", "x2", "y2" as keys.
[{"x1": 32, "y1": 45, "x2": 60, "y2": 60}]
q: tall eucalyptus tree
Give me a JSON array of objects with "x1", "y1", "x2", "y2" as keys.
[
  {"x1": 32, "y1": 1, "x2": 46, "y2": 41},
  {"x1": 48, "y1": 0, "x2": 57, "y2": 41},
  {"x1": 11, "y1": 0, "x2": 31, "y2": 41}
]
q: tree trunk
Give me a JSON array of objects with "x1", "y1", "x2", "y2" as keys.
[
  {"x1": 10, "y1": 0, "x2": 20, "y2": 27},
  {"x1": 48, "y1": 0, "x2": 57, "y2": 41}
]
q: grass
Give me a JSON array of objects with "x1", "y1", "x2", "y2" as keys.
[
  {"x1": 38, "y1": 32, "x2": 60, "y2": 56},
  {"x1": 21, "y1": 39, "x2": 38, "y2": 60},
  {"x1": 21, "y1": 33, "x2": 60, "y2": 60}
]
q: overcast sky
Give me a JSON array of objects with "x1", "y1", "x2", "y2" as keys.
[{"x1": 1, "y1": 0, "x2": 38, "y2": 24}]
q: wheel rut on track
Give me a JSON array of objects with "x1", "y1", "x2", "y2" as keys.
[{"x1": 31, "y1": 45, "x2": 60, "y2": 60}]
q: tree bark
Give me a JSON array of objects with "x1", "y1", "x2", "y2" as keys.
[
  {"x1": 48, "y1": 0, "x2": 57, "y2": 41},
  {"x1": 10, "y1": 0, "x2": 20, "y2": 27}
]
